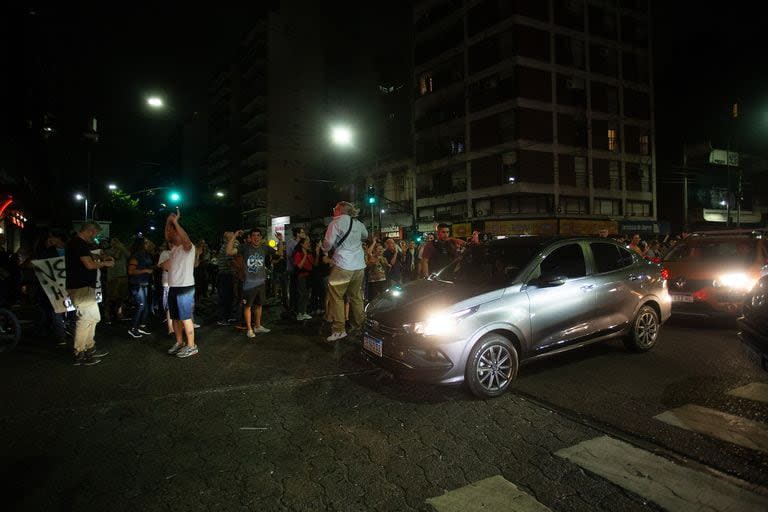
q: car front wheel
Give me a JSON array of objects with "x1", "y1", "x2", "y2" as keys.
[
  {"x1": 466, "y1": 334, "x2": 519, "y2": 398},
  {"x1": 623, "y1": 305, "x2": 659, "y2": 352}
]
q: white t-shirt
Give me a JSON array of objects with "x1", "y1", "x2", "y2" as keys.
[
  {"x1": 322, "y1": 214, "x2": 368, "y2": 271},
  {"x1": 167, "y1": 244, "x2": 196, "y2": 287},
  {"x1": 158, "y1": 250, "x2": 171, "y2": 287}
]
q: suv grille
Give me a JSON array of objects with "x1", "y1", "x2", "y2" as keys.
[
  {"x1": 365, "y1": 318, "x2": 404, "y2": 336},
  {"x1": 669, "y1": 278, "x2": 711, "y2": 293}
]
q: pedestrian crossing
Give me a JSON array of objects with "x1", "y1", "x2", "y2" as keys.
[{"x1": 427, "y1": 381, "x2": 768, "y2": 512}]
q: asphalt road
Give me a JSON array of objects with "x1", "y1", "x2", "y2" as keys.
[{"x1": 1, "y1": 303, "x2": 767, "y2": 511}]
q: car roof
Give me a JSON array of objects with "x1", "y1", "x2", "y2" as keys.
[{"x1": 487, "y1": 235, "x2": 619, "y2": 248}]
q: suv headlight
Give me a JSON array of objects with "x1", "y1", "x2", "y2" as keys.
[
  {"x1": 403, "y1": 307, "x2": 478, "y2": 336},
  {"x1": 713, "y1": 273, "x2": 757, "y2": 291}
]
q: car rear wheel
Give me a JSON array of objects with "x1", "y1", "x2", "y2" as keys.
[
  {"x1": 466, "y1": 334, "x2": 518, "y2": 398},
  {"x1": 623, "y1": 305, "x2": 659, "y2": 352}
]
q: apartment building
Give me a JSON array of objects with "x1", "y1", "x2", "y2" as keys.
[
  {"x1": 411, "y1": 0, "x2": 655, "y2": 236},
  {"x1": 205, "y1": 2, "x2": 329, "y2": 229}
]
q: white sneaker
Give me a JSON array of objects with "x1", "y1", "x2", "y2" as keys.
[
  {"x1": 302, "y1": 313, "x2": 313, "y2": 320},
  {"x1": 246, "y1": 330, "x2": 256, "y2": 338},
  {"x1": 326, "y1": 331, "x2": 347, "y2": 342},
  {"x1": 193, "y1": 323, "x2": 201, "y2": 329},
  {"x1": 167, "y1": 342, "x2": 183, "y2": 355},
  {"x1": 253, "y1": 326, "x2": 271, "y2": 333}
]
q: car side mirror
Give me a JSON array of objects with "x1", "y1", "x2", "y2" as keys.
[{"x1": 536, "y1": 272, "x2": 567, "y2": 287}]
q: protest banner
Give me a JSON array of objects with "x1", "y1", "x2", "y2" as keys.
[{"x1": 32, "y1": 256, "x2": 102, "y2": 314}]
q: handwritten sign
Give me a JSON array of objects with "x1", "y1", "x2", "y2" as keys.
[{"x1": 32, "y1": 256, "x2": 102, "y2": 313}]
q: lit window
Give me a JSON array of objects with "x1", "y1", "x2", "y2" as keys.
[
  {"x1": 639, "y1": 135, "x2": 649, "y2": 155},
  {"x1": 419, "y1": 73, "x2": 433, "y2": 96},
  {"x1": 608, "y1": 129, "x2": 618, "y2": 152}
]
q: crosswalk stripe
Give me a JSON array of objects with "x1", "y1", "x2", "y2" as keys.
[
  {"x1": 727, "y1": 382, "x2": 768, "y2": 404},
  {"x1": 556, "y1": 436, "x2": 768, "y2": 512},
  {"x1": 426, "y1": 475, "x2": 552, "y2": 512},
  {"x1": 654, "y1": 404, "x2": 768, "y2": 454}
]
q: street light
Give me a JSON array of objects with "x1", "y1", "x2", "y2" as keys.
[
  {"x1": 108, "y1": 183, "x2": 118, "y2": 190},
  {"x1": 75, "y1": 193, "x2": 88, "y2": 220},
  {"x1": 330, "y1": 125, "x2": 353, "y2": 147},
  {"x1": 147, "y1": 96, "x2": 164, "y2": 108},
  {"x1": 215, "y1": 191, "x2": 225, "y2": 198}
]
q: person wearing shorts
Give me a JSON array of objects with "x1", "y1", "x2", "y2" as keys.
[
  {"x1": 161, "y1": 213, "x2": 198, "y2": 358},
  {"x1": 225, "y1": 228, "x2": 274, "y2": 338}
]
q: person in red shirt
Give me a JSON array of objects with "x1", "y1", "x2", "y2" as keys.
[{"x1": 292, "y1": 237, "x2": 315, "y2": 321}]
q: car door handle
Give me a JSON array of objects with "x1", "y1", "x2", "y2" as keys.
[{"x1": 580, "y1": 284, "x2": 595, "y2": 292}]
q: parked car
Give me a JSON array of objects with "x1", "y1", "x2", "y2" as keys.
[
  {"x1": 737, "y1": 274, "x2": 768, "y2": 372},
  {"x1": 363, "y1": 236, "x2": 671, "y2": 398},
  {"x1": 663, "y1": 231, "x2": 767, "y2": 317}
]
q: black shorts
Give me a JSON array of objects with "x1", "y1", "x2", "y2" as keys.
[{"x1": 243, "y1": 285, "x2": 266, "y2": 307}]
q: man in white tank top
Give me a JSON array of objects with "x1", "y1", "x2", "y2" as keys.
[{"x1": 160, "y1": 212, "x2": 198, "y2": 358}]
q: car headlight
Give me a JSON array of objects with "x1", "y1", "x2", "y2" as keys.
[
  {"x1": 403, "y1": 307, "x2": 478, "y2": 336},
  {"x1": 713, "y1": 273, "x2": 757, "y2": 291}
]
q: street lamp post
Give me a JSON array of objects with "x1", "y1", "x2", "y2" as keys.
[{"x1": 75, "y1": 193, "x2": 88, "y2": 221}]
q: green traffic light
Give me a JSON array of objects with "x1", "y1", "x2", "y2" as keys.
[
  {"x1": 169, "y1": 191, "x2": 181, "y2": 203},
  {"x1": 368, "y1": 196, "x2": 376, "y2": 204}
]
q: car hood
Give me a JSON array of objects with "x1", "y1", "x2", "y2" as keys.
[{"x1": 367, "y1": 279, "x2": 504, "y2": 325}]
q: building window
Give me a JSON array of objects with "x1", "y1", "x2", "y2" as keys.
[
  {"x1": 639, "y1": 135, "x2": 649, "y2": 155},
  {"x1": 609, "y1": 161, "x2": 620, "y2": 190},
  {"x1": 575, "y1": 157, "x2": 587, "y2": 188},
  {"x1": 419, "y1": 73, "x2": 433, "y2": 96},
  {"x1": 595, "y1": 198, "x2": 621, "y2": 216},
  {"x1": 608, "y1": 128, "x2": 618, "y2": 152},
  {"x1": 627, "y1": 200, "x2": 651, "y2": 217},
  {"x1": 561, "y1": 196, "x2": 589, "y2": 214}
]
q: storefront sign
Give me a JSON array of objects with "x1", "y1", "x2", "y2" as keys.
[
  {"x1": 451, "y1": 222, "x2": 472, "y2": 238},
  {"x1": 559, "y1": 219, "x2": 618, "y2": 235},
  {"x1": 484, "y1": 219, "x2": 557, "y2": 236}
]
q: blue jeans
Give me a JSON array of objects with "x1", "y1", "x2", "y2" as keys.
[{"x1": 130, "y1": 285, "x2": 149, "y2": 329}]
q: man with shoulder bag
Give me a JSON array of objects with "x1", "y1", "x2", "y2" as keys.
[{"x1": 322, "y1": 201, "x2": 368, "y2": 342}]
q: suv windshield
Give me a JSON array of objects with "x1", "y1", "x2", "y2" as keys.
[
  {"x1": 664, "y1": 240, "x2": 756, "y2": 264},
  {"x1": 436, "y1": 241, "x2": 543, "y2": 286}
]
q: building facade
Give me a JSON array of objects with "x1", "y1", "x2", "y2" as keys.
[
  {"x1": 205, "y1": 3, "x2": 330, "y2": 231},
  {"x1": 408, "y1": 0, "x2": 655, "y2": 237}
]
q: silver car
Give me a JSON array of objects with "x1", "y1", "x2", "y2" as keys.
[{"x1": 362, "y1": 236, "x2": 671, "y2": 398}]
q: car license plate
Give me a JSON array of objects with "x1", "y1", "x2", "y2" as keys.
[
  {"x1": 671, "y1": 294, "x2": 694, "y2": 303},
  {"x1": 363, "y1": 334, "x2": 383, "y2": 357}
]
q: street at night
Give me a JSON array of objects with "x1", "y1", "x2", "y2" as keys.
[
  {"x1": 2, "y1": 305, "x2": 767, "y2": 511},
  {"x1": 5, "y1": 1, "x2": 768, "y2": 510}
]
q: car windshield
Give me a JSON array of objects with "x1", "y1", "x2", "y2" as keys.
[
  {"x1": 664, "y1": 240, "x2": 756, "y2": 264},
  {"x1": 435, "y1": 241, "x2": 543, "y2": 285}
]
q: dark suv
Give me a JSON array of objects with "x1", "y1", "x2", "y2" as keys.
[{"x1": 363, "y1": 236, "x2": 671, "y2": 398}]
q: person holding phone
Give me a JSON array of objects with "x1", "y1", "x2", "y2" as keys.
[{"x1": 162, "y1": 211, "x2": 198, "y2": 358}]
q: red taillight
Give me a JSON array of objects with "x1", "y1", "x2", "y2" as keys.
[
  {"x1": 652, "y1": 257, "x2": 662, "y2": 264},
  {"x1": 661, "y1": 268, "x2": 670, "y2": 280}
]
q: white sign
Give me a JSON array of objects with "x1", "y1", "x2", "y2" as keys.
[
  {"x1": 709, "y1": 149, "x2": 739, "y2": 167},
  {"x1": 32, "y1": 256, "x2": 102, "y2": 313},
  {"x1": 271, "y1": 216, "x2": 290, "y2": 240}
]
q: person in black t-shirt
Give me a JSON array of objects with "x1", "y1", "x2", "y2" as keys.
[
  {"x1": 420, "y1": 223, "x2": 465, "y2": 278},
  {"x1": 65, "y1": 222, "x2": 114, "y2": 366}
]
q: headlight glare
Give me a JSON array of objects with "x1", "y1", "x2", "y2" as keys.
[
  {"x1": 713, "y1": 273, "x2": 757, "y2": 291},
  {"x1": 404, "y1": 307, "x2": 477, "y2": 336}
]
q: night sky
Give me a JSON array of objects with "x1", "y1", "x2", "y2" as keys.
[{"x1": 7, "y1": 2, "x2": 766, "y2": 194}]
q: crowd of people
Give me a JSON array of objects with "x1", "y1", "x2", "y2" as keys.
[{"x1": 1, "y1": 203, "x2": 690, "y2": 367}]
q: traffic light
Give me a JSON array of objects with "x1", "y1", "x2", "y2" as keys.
[
  {"x1": 366, "y1": 185, "x2": 376, "y2": 205},
  {"x1": 168, "y1": 190, "x2": 181, "y2": 203}
]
